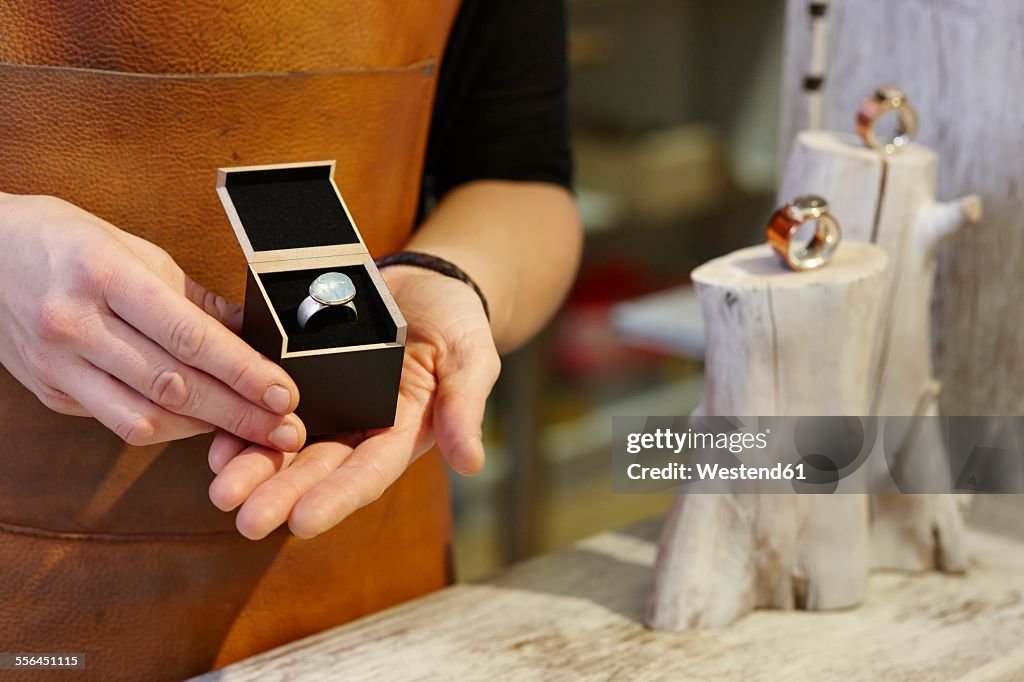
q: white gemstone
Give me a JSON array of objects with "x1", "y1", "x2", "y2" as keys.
[{"x1": 309, "y1": 272, "x2": 356, "y2": 305}]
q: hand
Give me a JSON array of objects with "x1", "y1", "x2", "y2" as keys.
[
  {"x1": 208, "y1": 265, "x2": 500, "y2": 539},
  {"x1": 0, "y1": 193, "x2": 306, "y2": 450}
]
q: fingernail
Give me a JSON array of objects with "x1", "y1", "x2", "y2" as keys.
[
  {"x1": 268, "y1": 422, "x2": 300, "y2": 452},
  {"x1": 262, "y1": 384, "x2": 292, "y2": 414}
]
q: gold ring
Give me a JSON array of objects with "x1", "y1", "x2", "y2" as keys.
[
  {"x1": 766, "y1": 195, "x2": 841, "y2": 271},
  {"x1": 856, "y1": 85, "x2": 918, "y2": 154}
]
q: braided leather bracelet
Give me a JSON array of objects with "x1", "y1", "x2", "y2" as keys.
[{"x1": 375, "y1": 251, "x2": 490, "y2": 321}]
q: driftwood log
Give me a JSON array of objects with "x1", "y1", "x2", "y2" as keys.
[
  {"x1": 781, "y1": 0, "x2": 1021, "y2": 417},
  {"x1": 779, "y1": 131, "x2": 981, "y2": 572},
  {"x1": 646, "y1": 243, "x2": 888, "y2": 630}
]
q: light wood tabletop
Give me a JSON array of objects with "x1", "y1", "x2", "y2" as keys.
[{"x1": 192, "y1": 517, "x2": 1024, "y2": 681}]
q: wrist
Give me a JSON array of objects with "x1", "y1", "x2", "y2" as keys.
[
  {"x1": 379, "y1": 263, "x2": 442, "y2": 288},
  {"x1": 376, "y1": 251, "x2": 490, "y2": 322},
  {"x1": 380, "y1": 262, "x2": 469, "y2": 295},
  {"x1": 380, "y1": 263, "x2": 491, "y2": 328}
]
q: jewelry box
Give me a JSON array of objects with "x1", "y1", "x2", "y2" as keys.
[{"x1": 216, "y1": 160, "x2": 406, "y2": 436}]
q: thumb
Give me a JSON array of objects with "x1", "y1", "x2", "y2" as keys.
[{"x1": 433, "y1": 329, "x2": 500, "y2": 476}]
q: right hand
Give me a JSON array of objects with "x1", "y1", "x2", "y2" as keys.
[{"x1": 0, "y1": 192, "x2": 306, "y2": 451}]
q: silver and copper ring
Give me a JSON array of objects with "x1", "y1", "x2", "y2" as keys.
[
  {"x1": 766, "y1": 195, "x2": 841, "y2": 271},
  {"x1": 856, "y1": 85, "x2": 918, "y2": 154}
]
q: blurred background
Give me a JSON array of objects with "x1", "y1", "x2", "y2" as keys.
[{"x1": 451, "y1": 0, "x2": 787, "y2": 580}]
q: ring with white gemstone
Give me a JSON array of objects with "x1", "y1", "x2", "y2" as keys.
[{"x1": 297, "y1": 272, "x2": 358, "y2": 329}]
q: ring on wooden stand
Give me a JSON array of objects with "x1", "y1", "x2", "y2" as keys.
[
  {"x1": 766, "y1": 195, "x2": 842, "y2": 271},
  {"x1": 856, "y1": 85, "x2": 918, "y2": 154}
]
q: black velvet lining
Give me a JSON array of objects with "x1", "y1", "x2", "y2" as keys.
[
  {"x1": 225, "y1": 165, "x2": 360, "y2": 252},
  {"x1": 259, "y1": 265, "x2": 397, "y2": 353}
]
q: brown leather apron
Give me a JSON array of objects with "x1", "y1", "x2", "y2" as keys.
[{"x1": 0, "y1": 2, "x2": 460, "y2": 679}]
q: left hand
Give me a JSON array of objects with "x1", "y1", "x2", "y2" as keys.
[{"x1": 206, "y1": 265, "x2": 500, "y2": 540}]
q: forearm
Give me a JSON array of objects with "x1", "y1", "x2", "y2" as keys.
[{"x1": 400, "y1": 180, "x2": 582, "y2": 354}]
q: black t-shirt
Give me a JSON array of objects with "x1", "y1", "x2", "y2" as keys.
[{"x1": 422, "y1": 0, "x2": 573, "y2": 211}]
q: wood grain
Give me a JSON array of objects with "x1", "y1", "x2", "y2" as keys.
[
  {"x1": 191, "y1": 518, "x2": 1024, "y2": 681},
  {"x1": 779, "y1": 131, "x2": 981, "y2": 572},
  {"x1": 781, "y1": 0, "x2": 1024, "y2": 416},
  {"x1": 647, "y1": 243, "x2": 887, "y2": 630}
]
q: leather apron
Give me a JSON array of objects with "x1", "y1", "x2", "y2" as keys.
[{"x1": 0, "y1": 2, "x2": 460, "y2": 679}]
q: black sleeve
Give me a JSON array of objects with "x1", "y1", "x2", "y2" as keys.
[{"x1": 422, "y1": 0, "x2": 573, "y2": 205}]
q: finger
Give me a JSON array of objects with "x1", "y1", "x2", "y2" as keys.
[
  {"x1": 433, "y1": 333, "x2": 500, "y2": 476},
  {"x1": 184, "y1": 277, "x2": 244, "y2": 335},
  {"x1": 79, "y1": 313, "x2": 306, "y2": 452},
  {"x1": 104, "y1": 231, "x2": 244, "y2": 335},
  {"x1": 35, "y1": 382, "x2": 91, "y2": 417},
  {"x1": 57, "y1": 360, "x2": 213, "y2": 445},
  {"x1": 102, "y1": 260, "x2": 299, "y2": 415},
  {"x1": 209, "y1": 430, "x2": 249, "y2": 474},
  {"x1": 234, "y1": 440, "x2": 357, "y2": 540},
  {"x1": 208, "y1": 444, "x2": 299, "y2": 513},
  {"x1": 288, "y1": 427, "x2": 420, "y2": 539},
  {"x1": 4, "y1": 344, "x2": 90, "y2": 416}
]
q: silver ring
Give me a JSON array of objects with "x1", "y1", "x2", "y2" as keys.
[{"x1": 297, "y1": 272, "x2": 358, "y2": 330}]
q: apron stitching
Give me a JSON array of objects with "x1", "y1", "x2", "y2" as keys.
[
  {"x1": 0, "y1": 520, "x2": 245, "y2": 543},
  {"x1": 0, "y1": 59, "x2": 437, "y2": 80}
]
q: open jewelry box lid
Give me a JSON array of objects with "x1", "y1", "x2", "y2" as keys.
[{"x1": 216, "y1": 160, "x2": 367, "y2": 263}]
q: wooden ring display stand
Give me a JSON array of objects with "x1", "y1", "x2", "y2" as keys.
[
  {"x1": 647, "y1": 131, "x2": 981, "y2": 631},
  {"x1": 647, "y1": 242, "x2": 888, "y2": 630},
  {"x1": 781, "y1": 131, "x2": 981, "y2": 573}
]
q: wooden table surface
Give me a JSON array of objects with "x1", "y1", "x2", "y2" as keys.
[{"x1": 192, "y1": 518, "x2": 1024, "y2": 681}]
